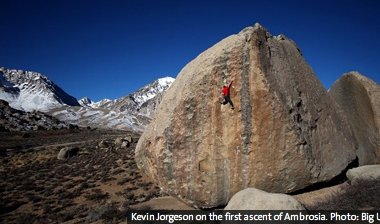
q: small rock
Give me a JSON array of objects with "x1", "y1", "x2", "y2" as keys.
[
  {"x1": 116, "y1": 159, "x2": 123, "y2": 166},
  {"x1": 33, "y1": 125, "x2": 45, "y2": 131},
  {"x1": 93, "y1": 165, "x2": 101, "y2": 169},
  {"x1": 125, "y1": 136, "x2": 133, "y2": 143},
  {"x1": 98, "y1": 140, "x2": 109, "y2": 148},
  {"x1": 114, "y1": 137, "x2": 124, "y2": 146},
  {"x1": 121, "y1": 141, "x2": 130, "y2": 148},
  {"x1": 224, "y1": 188, "x2": 305, "y2": 210},
  {"x1": 57, "y1": 147, "x2": 79, "y2": 160}
]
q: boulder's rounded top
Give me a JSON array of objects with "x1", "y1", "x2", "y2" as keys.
[
  {"x1": 339, "y1": 71, "x2": 379, "y2": 86},
  {"x1": 343, "y1": 71, "x2": 366, "y2": 78},
  {"x1": 343, "y1": 71, "x2": 374, "y2": 82}
]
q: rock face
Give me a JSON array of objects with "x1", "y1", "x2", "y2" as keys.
[
  {"x1": 135, "y1": 24, "x2": 356, "y2": 208},
  {"x1": 224, "y1": 188, "x2": 304, "y2": 210},
  {"x1": 329, "y1": 72, "x2": 380, "y2": 165}
]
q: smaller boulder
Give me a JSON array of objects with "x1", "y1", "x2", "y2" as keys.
[
  {"x1": 57, "y1": 147, "x2": 79, "y2": 160},
  {"x1": 346, "y1": 165, "x2": 380, "y2": 183},
  {"x1": 33, "y1": 125, "x2": 45, "y2": 131},
  {"x1": 114, "y1": 137, "x2": 124, "y2": 146},
  {"x1": 124, "y1": 136, "x2": 133, "y2": 143},
  {"x1": 121, "y1": 140, "x2": 131, "y2": 148},
  {"x1": 98, "y1": 140, "x2": 109, "y2": 149},
  {"x1": 224, "y1": 188, "x2": 305, "y2": 210}
]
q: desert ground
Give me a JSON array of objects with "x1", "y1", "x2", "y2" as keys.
[
  {"x1": 0, "y1": 128, "x2": 165, "y2": 223},
  {"x1": 1, "y1": 128, "x2": 379, "y2": 224}
]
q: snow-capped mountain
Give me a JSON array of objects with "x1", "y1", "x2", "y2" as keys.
[
  {"x1": 111, "y1": 77, "x2": 175, "y2": 116},
  {"x1": 0, "y1": 67, "x2": 175, "y2": 132},
  {"x1": 0, "y1": 67, "x2": 80, "y2": 111},
  {"x1": 51, "y1": 77, "x2": 175, "y2": 132},
  {"x1": 122, "y1": 77, "x2": 175, "y2": 109},
  {"x1": 90, "y1": 98, "x2": 114, "y2": 109},
  {"x1": 84, "y1": 77, "x2": 174, "y2": 114},
  {"x1": 56, "y1": 77, "x2": 174, "y2": 132},
  {"x1": 78, "y1": 97, "x2": 94, "y2": 107}
]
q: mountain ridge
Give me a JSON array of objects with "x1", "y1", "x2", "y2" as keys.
[
  {"x1": 0, "y1": 67, "x2": 175, "y2": 132},
  {"x1": 51, "y1": 76, "x2": 174, "y2": 132}
]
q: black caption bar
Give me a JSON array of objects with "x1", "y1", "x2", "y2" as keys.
[{"x1": 126, "y1": 210, "x2": 380, "y2": 224}]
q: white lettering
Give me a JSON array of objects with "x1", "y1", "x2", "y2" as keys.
[
  {"x1": 243, "y1": 213, "x2": 272, "y2": 221},
  {"x1": 156, "y1": 213, "x2": 193, "y2": 223},
  {"x1": 284, "y1": 212, "x2": 326, "y2": 221},
  {"x1": 331, "y1": 212, "x2": 358, "y2": 221},
  {"x1": 131, "y1": 213, "x2": 155, "y2": 221}
]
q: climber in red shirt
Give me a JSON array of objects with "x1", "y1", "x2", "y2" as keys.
[{"x1": 220, "y1": 80, "x2": 234, "y2": 110}]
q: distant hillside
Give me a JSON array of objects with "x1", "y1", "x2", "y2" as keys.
[
  {"x1": 51, "y1": 77, "x2": 175, "y2": 132},
  {"x1": 0, "y1": 99, "x2": 75, "y2": 132},
  {"x1": 0, "y1": 67, "x2": 175, "y2": 131},
  {"x1": 0, "y1": 67, "x2": 79, "y2": 112}
]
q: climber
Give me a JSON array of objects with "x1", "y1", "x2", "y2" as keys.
[{"x1": 220, "y1": 80, "x2": 235, "y2": 109}]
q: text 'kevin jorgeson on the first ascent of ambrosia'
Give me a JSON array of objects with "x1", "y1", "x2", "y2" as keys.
[{"x1": 128, "y1": 211, "x2": 380, "y2": 223}]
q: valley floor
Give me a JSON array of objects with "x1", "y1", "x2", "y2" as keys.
[
  {"x1": 0, "y1": 128, "x2": 161, "y2": 223},
  {"x1": 1, "y1": 129, "x2": 378, "y2": 223}
]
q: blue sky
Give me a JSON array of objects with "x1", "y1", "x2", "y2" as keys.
[{"x1": 1, "y1": 0, "x2": 379, "y2": 101}]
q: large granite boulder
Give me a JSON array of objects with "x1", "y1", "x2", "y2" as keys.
[
  {"x1": 135, "y1": 23, "x2": 356, "y2": 208},
  {"x1": 329, "y1": 72, "x2": 380, "y2": 165}
]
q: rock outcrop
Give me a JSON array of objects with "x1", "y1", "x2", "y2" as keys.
[
  {"x1": 135, "y1": 23, "x2": 356, "y2": 208},
  {"x1": 329, "y1": 72, "x2": 380, "y2": 165},
  {"x1": 0, "y1": 99, "x2": 75, "y2": 132},
  {"x1": 224, "y1": 188, "x2": 304, "y2": 210}
]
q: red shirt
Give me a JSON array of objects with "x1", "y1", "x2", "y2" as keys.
[
  {"x1": 222, "y1": 81, "x2": 233, "y2": 96},
  {"x1": 222, "y1": 86, "x2": 229, "y2": 96}
]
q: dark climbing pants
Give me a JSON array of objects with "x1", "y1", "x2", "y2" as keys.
[{"x1": 223, "y1": 96, "x2": 234, "y2": 108}]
